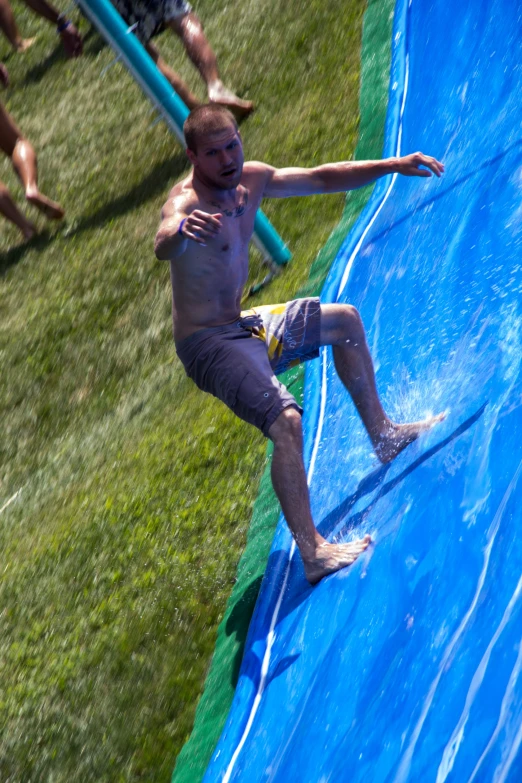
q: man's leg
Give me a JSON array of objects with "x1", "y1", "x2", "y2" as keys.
[
  {"x1": 268, "y1": 407, "x2": 371, "y2": 585},
  {"x1": 11, "y1": 138, "x2": 64, "y2": 220},
  {"x1": 146, "y1": 41, "x2": 200, "y2": 109},
  {"x1": 167, "y1": 12, "x2": 253, "y2": 119},
  {"x1": 22, "y1": 0, "x2": 83, "y2": 57},
  {"x1": 0, "y1": 0, "x2": 35, "y2": 51},
  {"x1": 0, "y1": 179, "x2": 37, "y2": 239},
  {"x1": 320, "y1": 303, "x2": 444, "y2": 462},
  {"x1": 0, "y1": 102, "x2": 63, "y2": 220}
]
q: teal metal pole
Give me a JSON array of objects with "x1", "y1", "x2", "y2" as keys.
[{"x1": 76, "y1": 0, "x2": 291, "y2": 265}]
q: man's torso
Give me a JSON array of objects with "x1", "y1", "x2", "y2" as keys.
[{"x1": 168, "y1": 164, "x2": 267, "y2": 342}]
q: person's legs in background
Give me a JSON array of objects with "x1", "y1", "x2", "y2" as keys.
[
  {"x1": 167, "y1": 9, "x2": 254, "y2": 119},
  {"x1": 0, "y1": 101, "x2": 64, "y2": 222}
]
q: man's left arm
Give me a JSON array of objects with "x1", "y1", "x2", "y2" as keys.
[{"x1": 262, "y1": 153, "x2": 444, "y2": 198}]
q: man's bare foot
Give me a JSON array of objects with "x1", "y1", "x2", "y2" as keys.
[
  {"x1": 374, "y1": 412, "x2": 446, "y2": 464},
  {"x1": 26, "y1": 189, "x2": 64, "y2": 221},
  {"x1": 60, "y1": 24, "x2": 83, "y2": 59},
  {"x1": 208, "y1": 82, "x2": 254, "y2": 121},
  {"x1": 15, "y1": 37, "x2": 36, "y2": 53},
  {"x1": 303, "y1": 535, "x2": 372, "y2": 585}
]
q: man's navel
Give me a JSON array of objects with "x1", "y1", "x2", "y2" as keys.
[{"x1": 221, "y1": 243, "x2": 230, "y2": 252}]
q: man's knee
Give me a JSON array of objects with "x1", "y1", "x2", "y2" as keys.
[
  {"x1": 268, "y1": 406, "x2": 303, "y2": 443},
  {"x1": 340, "y1": 304, "x2": 362, "y2": 329},
  {"x1": 333, "y1": 304, "x2": 363, "y2": 344},
  {"x1": 170, "y1": 11, "x2": 201, "y2": 37}
]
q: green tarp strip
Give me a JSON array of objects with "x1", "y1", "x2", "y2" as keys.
[{"x1": 172, "y1": 1, "x2": 395, "y2": 779}]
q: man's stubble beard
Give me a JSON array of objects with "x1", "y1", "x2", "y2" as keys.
[
  {"x1": 211, "y1": 167, "x2": 243, "y2": 191},
  {"x1": 193, "y1": 162, "x2": 243, "y2": 192}
]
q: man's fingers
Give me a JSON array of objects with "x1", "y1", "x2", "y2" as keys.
[
  {"x1": 431, "y1": 156, "x2": 445, "y2": 174},
  {"x1": 401, "y1": 152, "x2": 444, "y2": 178},
  {"x1": 205, "y1": 216, "x2": 222, "y2": 231},
  {"x1": 183, "y1": 209, "x2": 223, "y2": 244},
  {"x1": 204, "y1": 213, "x2": 223, "y2": 231},
  {"x1": 192, "y1": 209, "x2": 222, "y2": 222},
  {"x1": 424, "y1": 157, "x2": 444, "y2": 177},
  {"x1": 184, "y1": 228, "x2": 207, "y2": 245},
  {"x1": 189, "y1": 219, "x2": 219, "y2": 237},
  {"x1": 417, "y1": 153, "x2": 444, "y2": 178},
  {"x1": 191, "y1": 210, "x2": 222, "y2": 232}
]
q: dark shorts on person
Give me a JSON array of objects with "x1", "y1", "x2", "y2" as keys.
[
  {"x1": 111, "y1": 0, "x2": 192, "y2": 45},
  {"x1": 175, "y1": 297, "x2": 322, "y2": 437}
]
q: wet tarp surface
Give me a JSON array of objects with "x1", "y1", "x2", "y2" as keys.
[{"x1": 204, "y1": 0, "x2": 522, "y2": 780}]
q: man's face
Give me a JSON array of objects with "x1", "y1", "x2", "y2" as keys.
[{"x1": 187, "y1": 124, "x2": 244, "y2": 190}]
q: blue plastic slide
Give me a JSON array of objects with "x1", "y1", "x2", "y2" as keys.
[{"x1": 202, "y1": 0, "x2": 522, "y2": 779}]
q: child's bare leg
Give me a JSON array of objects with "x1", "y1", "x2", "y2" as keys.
[
  {"x1": 322, "y1": 304, "x2": 445, "y2": 463},
  {"x1": 0, "y1": 180, "x2": 36, "y2": 239},
  {"x1": 269, "y1": 408, "x2": 371, "y2": 585},
  {"x1": 0, "y1": 0, "x2": 35, "y2": 51},
  {"x1": 168, "y1": 13, "x2": 253, "y2": 119},
  {"x1": 0, "y1": 102, "x2": 63, "y2": 220},
  {"x1": 146, "y1": 41, "x2": 200, "y2": 109},
  {"x1": 11, "y1": 139, "x2": 64, "y2": 220}
]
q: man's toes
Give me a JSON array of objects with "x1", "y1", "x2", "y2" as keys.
[{"x1": 353, "y1": 534, "x2": 371, "y2": 552}]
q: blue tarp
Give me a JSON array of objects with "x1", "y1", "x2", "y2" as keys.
[{"x1": 204, "y1": 0, "x2": 522, "y2": 779}]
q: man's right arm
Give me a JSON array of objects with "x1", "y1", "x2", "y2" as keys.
[{"x1": 154, "y1": 193, "x2": 189, "y2": 261}]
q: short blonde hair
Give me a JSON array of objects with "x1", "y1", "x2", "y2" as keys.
[{"x1": 184, "y1": 104, "x2": 238, "y2": 153}]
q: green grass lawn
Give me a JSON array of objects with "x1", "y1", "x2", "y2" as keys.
[{"x1": 0, "y1": 0, "x2": 366, "y2": 779}]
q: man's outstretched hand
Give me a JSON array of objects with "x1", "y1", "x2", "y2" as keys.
[{"x1": 396, "y1": 152, "x2": 444, "y2": 178}]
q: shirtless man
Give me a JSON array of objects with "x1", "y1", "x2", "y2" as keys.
[{"x1": 155, "y1": 105, "x2": 445, "y2": 584}]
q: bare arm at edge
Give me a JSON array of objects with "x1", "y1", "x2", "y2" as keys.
[
  {"x1": 154, "y1": 191, "x2": 189, "y2": 261},
  {"x1": 256, "y1": 152, "x2": 444, "y2": 198}
]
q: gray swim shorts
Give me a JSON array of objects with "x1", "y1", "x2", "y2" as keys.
[
  {"x1": 175, "y1": 297, "x2": 322, "y2": 437},
  {"x1": 111, "y1": 0, "x2": 192, "y2": 45}
]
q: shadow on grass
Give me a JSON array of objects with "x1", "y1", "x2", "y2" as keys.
[
  {"x1": 67, "y1": 153, "x2": 188, "y2": 236},
  {"x1": 22, "y1": 45, "x2": 64, "y2": 86},
  {"x1": 0, "y1": 228, "x2": 54, "y2": 277},
  {"x1": 1, "y1": 155, "x2": 187, "y2": 271},
  {"x1": 21, "y1": 27, "x2": 102, "y2": 86},
  {"x1": 225, "y1": 402, "x2": 487, "y2": 689},
  {"x1": 78, "y1": 26, "x2": 107, "y2": 58}
]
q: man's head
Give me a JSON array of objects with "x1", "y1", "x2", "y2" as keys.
[{"x1": 184, "y1": 105, "x2": 244, "y2": 190}]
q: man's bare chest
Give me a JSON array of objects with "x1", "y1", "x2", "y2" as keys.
[
  {"x1": 206, "y1": 184, "x2": 250, "y2": 218},
  {"x1": 201, "y1": 185, "x2": 259, "y2": 242}
]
